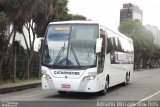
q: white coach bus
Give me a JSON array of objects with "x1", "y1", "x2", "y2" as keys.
[{"x1": 34, "y1": 21, "x2": 134, "y2": 95}]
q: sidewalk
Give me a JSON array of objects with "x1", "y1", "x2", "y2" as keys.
[
  {"x1": 134, "y1": 68, "x2": 160, "y2": 72},
  {"x1": 0, "y1": 80, "x2": 41, "y2": 94}
]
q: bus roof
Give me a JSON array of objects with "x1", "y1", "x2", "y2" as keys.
[
  {"x1": 49, "y1": 20, "x2": 133, "y2": 42},
  {"x1": 105, "y1": 28, "x2": 133, "y2": 42},
  {"x1": 49, "y1": 20, "x2": 99, "y2": 25}
]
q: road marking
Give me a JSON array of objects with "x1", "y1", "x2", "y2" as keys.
[{"x1": 131, "y1": 90, "x2": 160, "y2": 107}]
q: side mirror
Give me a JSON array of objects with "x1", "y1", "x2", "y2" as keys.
[
  {"x1": 96, "y1": 38, "x2": 102, "y2": 53},
  {"x1": 34, "y1": 37, "x2": 44, "y2": 52}
]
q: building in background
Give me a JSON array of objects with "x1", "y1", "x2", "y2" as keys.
[
  {"x1": 8, "y1": 24, "x2": 34, "y2": 49},
  {"x1": 5, "y1": 26, "x2": 10, "y2": 36},
  {"x1": 14, "y1": 32, "x2": 27, "y2": 49},
  {"x1": 120, "y1": 3, "x2": 143, "y2": 23},
  {"x1": 145, "y1": 24, "x2": 160, "y2": 45}
]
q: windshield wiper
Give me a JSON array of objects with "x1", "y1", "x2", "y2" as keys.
[
  {"x1": 71, "y1": 45, "x2": 81, "y2": 68},
  {"x1": 54, "y1": 41, "x2": 67, "y2": 64},
  {"x1": 54, "y1": 46, "x2": 65, "y2": 64}
]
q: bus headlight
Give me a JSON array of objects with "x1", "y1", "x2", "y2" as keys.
[
  {"x1": 82, "y1": 75, "x2": 96, "y2": 81},
  {"x1": 41, "y1": 70, "x2": 52, "y2": 80},
  {"x1": 41, "y1": 70, "x2": 47, "y2": 75},
  {"x1": 88, "y1": 72, "x2": 97, "y2": 76}
]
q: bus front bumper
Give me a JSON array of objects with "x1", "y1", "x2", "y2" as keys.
[{"x1": 42, "y1": 77, "x2": 100, "y2": 93}]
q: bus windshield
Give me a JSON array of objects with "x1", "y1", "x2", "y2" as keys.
[{"x1": 42, "y1": 24, "x2": 98, "y2": 69}]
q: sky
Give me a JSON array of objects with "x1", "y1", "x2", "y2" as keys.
[{"x1": 68, "y1": 0, "x2": 160, "y2": 30}]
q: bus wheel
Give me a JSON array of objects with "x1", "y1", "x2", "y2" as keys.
[
  {"x1": 99, "y1": 80, "x2": 109, "y2": 96},
  {"x1": 124, "y1": 73, "x2": 130, "y2": 86},
  {"x1": 58, "y1": 91, "x2": 66, "y2": 95}
]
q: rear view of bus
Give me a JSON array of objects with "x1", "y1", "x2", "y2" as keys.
[{"x1": 41, "y1": 21, "x2": 102, "y2": 94}]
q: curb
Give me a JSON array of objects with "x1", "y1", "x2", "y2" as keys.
[
  {"x1": 134, "y1": 68, "x2": 160, "y2": 72},
  {"x1": 0, "y1": 82, "x2": 41, "y2": 94}
]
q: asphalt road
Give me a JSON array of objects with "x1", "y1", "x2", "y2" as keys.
[{"x1": 0, "y1": 69, "x2": 160, "y2": 107}]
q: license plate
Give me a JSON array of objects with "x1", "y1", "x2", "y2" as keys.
[{"x1": 61, "y1": 84, "x2": 71, "y2": 88}]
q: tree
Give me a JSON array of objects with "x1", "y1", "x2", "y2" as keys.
[
  {"x1": 0, "y1": 11, "x2": 8, "y2": 48},
  {"x1": 0, "y1": 0, "x2": 36, "y2": 81},
  {"x1": 118, "y1": 19, "x2": 157, "y2": 69},
  {"x1": 62, "y1": 14, "x2": 87, "y2": 21},
  {"x1": 52, "y1": 0, "x2": 68, "y2": 21},
  {"x1": 0, "y1": 0, "x2": 88, "y2": 82},
  {"x1": 32, "y1": 0, "x2": 72, "y2": 37},
  {"x1": 0, "y1": 11, "x2": 9, "y2": 81}
]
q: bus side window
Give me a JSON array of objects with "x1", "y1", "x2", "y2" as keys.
[
  {"x1": 106, "y1": 37, "x2": 117, "y2": 64},
  {"x1": 106, "y1": 38, "x2": 113, "y2": 54}
]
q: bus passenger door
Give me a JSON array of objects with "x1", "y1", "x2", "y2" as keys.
[{"x1": 97, "y1": 31, "x2": 106, "y2": 89}]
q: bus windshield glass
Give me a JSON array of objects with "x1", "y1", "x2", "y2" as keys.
[{"x1": 42, "y1": 24, "x2": 98, "y2": 69}]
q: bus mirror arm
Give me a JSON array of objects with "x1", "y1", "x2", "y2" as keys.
[
  {"x1": 96, "y1": 38, "x2": 102, "y2": 53},
  {"x1": 34, "y1": 37, "x2": 44, "y2": 52}
]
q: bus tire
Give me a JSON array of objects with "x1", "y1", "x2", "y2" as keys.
[
  {"x1": 99, "y1": 80, "x2": 109, "y2": 96},
  {"x1": 123, "y1": 73, "x2": 130, "y2": 86},
  {"x1": 58, "y1": 91, "x2": 66, "y2": 95}
]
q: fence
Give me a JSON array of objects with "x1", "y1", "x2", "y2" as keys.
[{"x1": 0, "y1": 51, "x2": 40, "y2": 83}]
